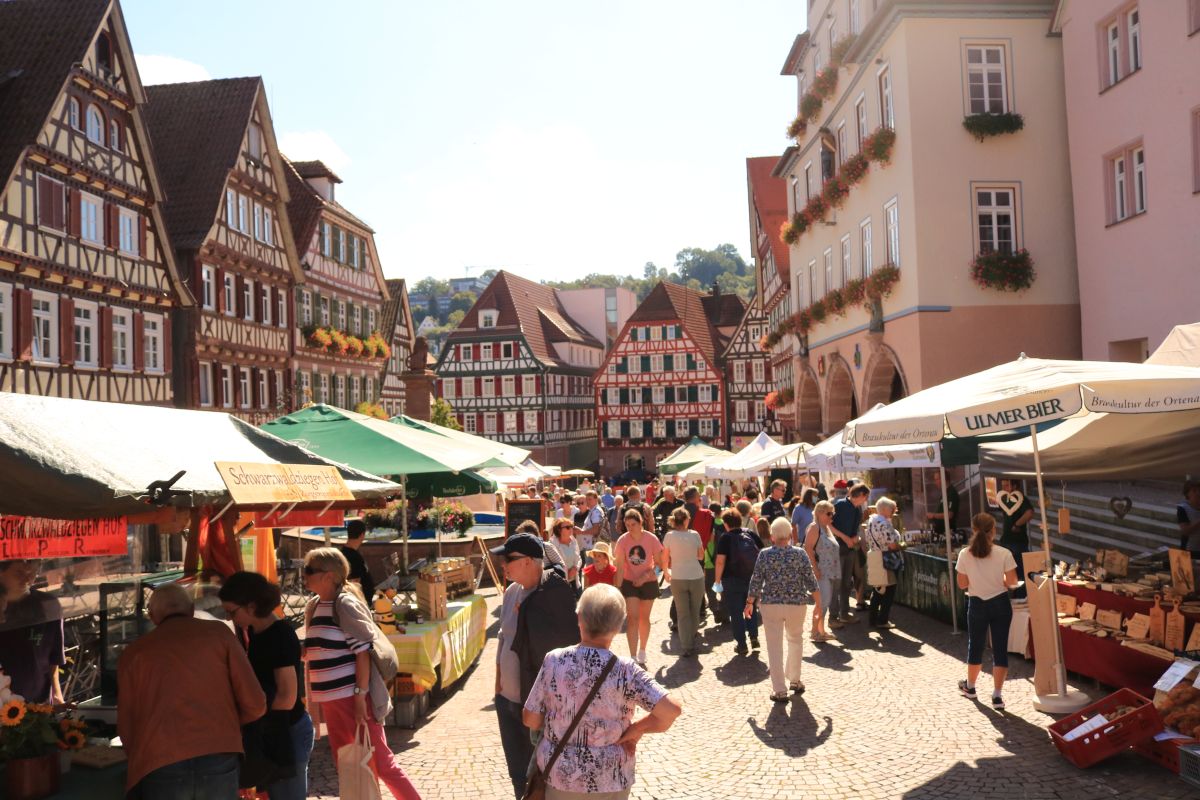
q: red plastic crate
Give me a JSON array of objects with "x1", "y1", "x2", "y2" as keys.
[
  {"x1": 1133, "y1": 733, "x2": 1199, "y2": 774},
  {"x1": 1048, "y1": 688, "x2": 1163, "y2": 768}
]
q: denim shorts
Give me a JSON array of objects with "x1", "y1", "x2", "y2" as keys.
[{"x1": 620, "y1": 580, "x2": 659, "y2": 601}]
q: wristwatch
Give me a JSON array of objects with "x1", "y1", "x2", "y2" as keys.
[{"x1": 352, "y1": 686, "x2": 364, "y2": 695}]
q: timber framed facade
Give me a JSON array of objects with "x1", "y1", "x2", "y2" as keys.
[
  {"x1": 0, "y1": 0, "x2": 191, "y2": 405},
  {"x1": 435, "y1": 271, "x2": 601, "y2": 468},
  {"x1": 722, "y1": 293, "x2": 778, "y2": 451},
  {"x1": 145, "y1": 78, "x2": 303, "y2": 424},
  {"x1": 285, "y1": 159, "x2": 390, "y2": 412},
  {"x1": 379, "y1": 278, "x2": 415, "y2": 417},
  {"x1": 594, "y1": 282, "x2": 745, "y2": 477}
]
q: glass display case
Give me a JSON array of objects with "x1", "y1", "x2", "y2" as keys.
[{"x1": 97, "y1": 571, "x2": 182, "y2": 702}]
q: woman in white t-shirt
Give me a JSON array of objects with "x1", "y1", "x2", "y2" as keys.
[
  {"x1": 955, "y1": 513, "x2": 1018, "y2": 710},
  {"x1": 663, "y1": 507, "x2": 705, "y2": 657}
]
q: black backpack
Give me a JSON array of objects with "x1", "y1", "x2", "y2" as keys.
[{"x1": 726, "y1": 529, "x2": 761, "y2": 579}]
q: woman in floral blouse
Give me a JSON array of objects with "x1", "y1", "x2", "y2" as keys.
[
  {"x1": 524, "y1": 584, "x2": 682, "y2": 799},
  {"x1": 864, "y1": 497, "x2": 902, "y2": 629},
  {"x1": 746, "y1": 517, "x2": 821, "y2": 703}
]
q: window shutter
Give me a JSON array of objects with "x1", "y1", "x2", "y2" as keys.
[
  {"x1": 98, "y1": 306, "x2": 113, "y2": 368},
  {"x1": 132, "y1": 311, "x2": 144, "y2": 371},
  {"x1": 642, "y1": 387, "x2": 651, "y2": 404},
  {"x1": 212, "y1": 362, "x2": 223, "y2": 407},
  {"x1": 690, "y1": 419, "x2": 699, "y2": 436},
  {"x1": 138, "y1": 214, "x2": 147, "y2": 256},
  {"x1": 105, "y1": 203, "x2": 118, "y2": 250},
  {"x1": 250, "y1": 367, "x2": 259, "y2": 408},
  {"x1": 192, "y1": 360, "x2": 201, "y2": 405},
  {"x1": 665, "y1": 386, "x2": 675, "y2": 403},
  {"x1": 688, "y1": 386, "x2": 698, "y2": 402},
  {"x1": 57, "y1": 296, "x2": 74, "y2": 364},
  {"x1": 630, "y1": 328, "x2": 637, "y2": 342},
  {"x1": 268, "y1": 368, "x2": 277, "y2": 409},
  {"x1": 619, "y1": 387, "x2": 628, "y2": 404},
  {"x1": 283, "y1": 369, "x2": 292, "y2": 410},
  {"x1": 162, "y1": 314, "x2": 172, "y2": 372},
  {"x1": 215, "y1": 269, "x2": 225, "y2": 313},
  {"x1": 12, "y1": 289, "x2": 30, "y2": 361},
  {"x1": 235, "y1": 275, "x2": 244, "y2": 318},
  {"x1": 664, "y1": 354, "x2": 673, "y2": 371},
  {"x1": 68, "y1": 188, "x2": 81, "y2": 237},
  {"x1": 52, "y1": 183, "x2": 65, "y2": 231},
  {"x1": 640, "y1": 356, "x2": 650, "y2": 372},
  {"x1": 37, "y1": 176, "x2": 53, "y2": 227}
]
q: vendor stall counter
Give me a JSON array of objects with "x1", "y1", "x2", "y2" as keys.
[{"x1": 894, "y1": 548, "x2": 967, "y2": 628}]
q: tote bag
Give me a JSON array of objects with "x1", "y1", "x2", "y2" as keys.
[{"x1": 337, "y1": 723, "x2": 382, "y2": 800}]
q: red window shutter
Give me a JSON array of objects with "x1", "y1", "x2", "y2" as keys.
[
  {"x1": 162, "y1": 313, "x2": 172, "y2": 372},
  {"x1": 192, "y1": 360, "x2": 201, "y2": 406},
  {"x1": 105, "y1": 203, "x2": 118, "y2": 250},
  {"x1": 215, "y1": 268, "x2": 225, "y2": 313},
  {"x1": 138, "y1": 214, "x2": 147, "y2": 257},
  {"x1": 235, "y1": 276, "x2": 245, "y2": 318},
  {"x1": 37, "y1": 176, "x2": 53, "y2": 228},
  {"x1": 68, "y1": 188, "x2": 81, "y2": 237},
  {"x1": 250, "y1": 367, "x2": 259, "y2": 408},
  {"x1": 98, "y1": 306, "x2": 113, "y2": 369},
  {"x1": 132, "y1": 311, "x2": 144, "y2": 371},
  {"x1": 213, "y1": 362, "x2": 223, "y2": 407},
  {"x1": 268, "y1": 368, "x2": 277, "y2": 408},
  {"x1": 13, "y1": 289, "x2": 32, "y2": 361},
  {"x1": 58, "y1": 296, "x2": 74, "y2": 365},
  {"x1": 52, "y1": 182, "x2": 65, "y2": 231}
]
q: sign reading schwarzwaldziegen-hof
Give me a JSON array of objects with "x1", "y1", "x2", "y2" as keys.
[
  {"x1": 215, "y1": 462, "x2": 354, "y2": 506},
  {"x1": 0, "y1": 516, "x2": 128, "y2": 559}
]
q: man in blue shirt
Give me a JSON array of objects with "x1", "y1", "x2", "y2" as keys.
[
  {"x1": 600, "y1": 487, "x2": 616, "y2": 511},
  {"x1": 831, "y1": 484, "x2": 870, "y2": 626}
]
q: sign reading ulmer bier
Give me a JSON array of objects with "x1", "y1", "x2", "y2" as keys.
[
  {"x1": 215, "y1": 462, "x2": 354, "y2": 505},
  {"x1": 0, "y1": 516, "x2": 128, "y2": 559}
]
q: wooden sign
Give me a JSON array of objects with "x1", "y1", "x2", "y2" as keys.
[
  {"x1": 1026, "y1": 572, "x2": 1059, "y2": 696},
  {"x1": 1056, "y1": 594, "x2": 1078, "y2": 616},
  {"x1": 1170, "y1": 548, "x2": 1195, "y2": 596},
  {"x1": 1126, "y1": 613, "x2": 1151, "y2": 640},
  {"x1": 215, "y1": 462, "x2": 354, "y2": 505},
  {"x1": 0, "y1": 515, "x2": 128, "y2": 559},
  {"x1": 1097, "y1": 608, "x2": 1124, "y2": 630},
  {"x1": 1102, "y1": 549, "x2": 1129, "y2": 578},
  {"x1": 1058, "y1": 507, "x2": 1071, "y2": 535},
  {"x1": 1166, "y1": 606, "x2": 1187, "y2": 652},
  {"x1": 1149, "y1": 595, "x2": 1165, "y2": 644},
  {"x1": 985, "y1": 477, "x2": 999, "y2": 507},
  {"x1": 504, "y1": 498, "x2": 547, "y2": 539},
  {"x1": 1079, "y1": 602, "x2": 1097, "y2": 621},
  {"x1": 1185, "y1": 623, "x2": 1200, "y2": 654}
]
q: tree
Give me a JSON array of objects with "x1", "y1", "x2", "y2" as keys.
[
  {"x1": 430, "y1": 397, "x2": 461, "y2": 430},
  {"x1": 448, "y1": 291, "x2": 476, "y2": 314},
  {"x1": 427, "y1": 294, "x2": 442, "y2": 321},
  {"x1": 674, "y1": 244, "x2": 747, "y2": 287},
  {"x1": 447, "y1": 309, "x2": 466, "y2": 327},
  {"x1": 414, "y1": 277, "x2": 450, "y2": 297}
]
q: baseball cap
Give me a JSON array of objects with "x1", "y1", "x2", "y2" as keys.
[
  {"x1": 491, "y1": 533, "x2": 545, "y2": 559},
  {"x1": 833, "y1": 479, "x2": 848, "y2": 489}
]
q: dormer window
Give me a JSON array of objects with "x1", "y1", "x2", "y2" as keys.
[
  {"x1": 86, "y1": 105, "x2": 104, "y2": 145},
  {"x1": 480, "y1": 309, "x2": 498, "y2": 328}
]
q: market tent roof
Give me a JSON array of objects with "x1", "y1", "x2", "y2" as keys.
[
  {"x1": 657, "y1": 438, "x2": 733, "y2": 475},
  {"x1": 263, "y1": 405, "x2": 503, "y2": 477},
  {"x1": 390, "y1": 414, "x2": 529, "y2": 467},
  {"x1": 705, "y1": 431, "x2": 804, "y2": 479},
  {"x1": 562, "y1": 468, "x2": 594, "y2": 477},
  {"x1": 1146, "y1": 322, "x2": 1200, "y2": 366},
  {"x1": 0, "y1": 393, "x2": 399, "y2": 519}
]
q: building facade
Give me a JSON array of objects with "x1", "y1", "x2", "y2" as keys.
[
  {"x1": 557, "y1": 286, "x2": 638, "y2": 350},
  {"x1": 0, "y1": 0, "x2": 190, "y2": 404},
  {"x1": 285, "y1": 159, "x2": 390, "y2": 410},
  {"x1": 772, "y1": 0, "x2": 1081, "y2": 442},
  {"x1": 145, "y1": 78, "x2": 302, "y2": 423},
  {"x1": 594, "y1": 282, "x2": 745, "y2": 476},
  {"x1": 379, "y1": 278, "x2": 415, "y2": 417},
  {"x1": 1052, "y1": 1, "x2": 1200, "y2": 361},
  {"x1": 435, "y1": 271, "x2": 602, "y2": 467}
]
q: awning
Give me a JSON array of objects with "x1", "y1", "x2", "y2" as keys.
[{"x1": 657, "y1": 437, "x2": 733, "y2": 475}]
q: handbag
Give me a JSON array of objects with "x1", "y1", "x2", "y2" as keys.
[
  {"x1": 522, "y1": 654, "x2": 618, "y2": 800},
  {"x1": 882, "y1": 549, "x2": 904, "y2": 573},
  {"x1": 238, "y1": 711, "x2": 296, "y2": 789},
  {"x1": 336, "y1": 723, "x2": 382, "y2": 800}
]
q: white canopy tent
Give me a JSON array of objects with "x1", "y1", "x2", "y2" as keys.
[{"x1": 703, "y1": 431, "x2": 805, "y2": 480}]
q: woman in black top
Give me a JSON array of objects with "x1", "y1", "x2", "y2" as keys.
[{"x1": 219, "y1": 571, "x2": 312, "y2": 800}]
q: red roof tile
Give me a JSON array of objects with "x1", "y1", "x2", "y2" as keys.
[
  {"x1": 628, "y1": 282, "x2": 746, "y2": 366},
  {"x1": 747, "y1": 156, "x2": 791, "y2": 285}
]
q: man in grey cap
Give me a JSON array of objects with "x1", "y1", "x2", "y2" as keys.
[{"x1": 490, "y1": 533, "x2": 580, "y2": 798}]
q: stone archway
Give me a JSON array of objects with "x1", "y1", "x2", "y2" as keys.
[
  {"x1": 796, "y1": 368, "x2": 823, "y2": 443},
  {"x1": 863, "y1": 345, "x2": 909, "y2": 408},
  {"x1": 824, "y1": 356, "x2": 858, "y2": 434}
]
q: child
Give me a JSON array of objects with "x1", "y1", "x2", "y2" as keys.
[{"x1": 583, "y1": 541, "x2": 617, "y2": 587}]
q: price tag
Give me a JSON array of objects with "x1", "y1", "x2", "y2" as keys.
[
  {"x1": 1079, "y1": 602, "x2": 1097, "y2": 621},
  {"x1": 1154, "y1": 659, "x2": 1200, "y2": 692},
  {"x1": 1063, "y1": 714, "x2": 1109, "y2": 742}
]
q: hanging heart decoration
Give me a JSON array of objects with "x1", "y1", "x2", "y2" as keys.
[
  {"x1": 996, "y1": 490, "x2": 1024, "y2": 517},
  {"x1": 1109, "y1": 496, "x2": 1133, "y2": 519}
]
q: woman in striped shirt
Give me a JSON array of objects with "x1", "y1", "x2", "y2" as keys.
[{"x1": 302, "y1": 548, "x2": 422, "y2": 799}]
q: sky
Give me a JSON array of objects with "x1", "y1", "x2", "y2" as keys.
[{"x1": 124, "y1": 0, "x2": 802, "y2": 284}]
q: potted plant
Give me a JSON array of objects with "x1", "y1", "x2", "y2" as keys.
[
  {"x1": 345, "y1": 335, "x2": 365, "y2": 358},
  {"x1": 787, "y1": 115, "x2": 808, "y2": 140},
  {"x1": 1, "y1": 682, "x2": 88, "y2": 800},
  {"x1": 962, "y1": 111, "x2": 1024, "y2": 142},
  {"x1": 840, "y1": 153, "x2": 870, "y2": 186},
  {"x1": 328, "y1": 328, "x2": 349, "y2": 356},
  {"x1": 306, "y1": 326, "x2": 332, "y2": 351},
  {"x1": 862, "y1": 127, "x2": 897, "y2": 165},
  {"x1": 970, "y1": 249, "x2": 1035, "y2": 292}
]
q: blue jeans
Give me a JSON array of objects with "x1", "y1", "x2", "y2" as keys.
[
  {"x1": 137, "y1": 752, "x2": 240, "y2": 800},
  {"x1": 1004, "y1": 542, "x2": 1028, "y2": 599},
  {"x1": 496, "y1": 694, "x2": 533, "y2": 799},
  {"x1": 723, "y1": 577, "x2": 759, "y2": 647},
  {"x1": 967, "y1": 593, "x2": 1013, "y2": 668},
  {"x1": 267, "y1": 712, "x2": 313, "y2": 800}
]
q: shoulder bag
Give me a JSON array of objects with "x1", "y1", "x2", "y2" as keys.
[{"x1": 523, "y1": 653, "x2": 618, "y2": 800}]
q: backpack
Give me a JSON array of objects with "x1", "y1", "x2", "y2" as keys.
[{"x1": 726, "y1": 529, "x2": 762, "y2": 579}]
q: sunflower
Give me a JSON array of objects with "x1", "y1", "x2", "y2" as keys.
[
  {"x1": 1, "y1": 699, "x2": 26, "y2": 726},
  {"x1": 62, "y1": 729, "x2": 86, "y2": 749}
]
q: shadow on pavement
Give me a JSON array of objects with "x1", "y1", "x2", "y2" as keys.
[
  {"x1": 654, "y1": 654, "x2": 703, "y2": 689},
  {"x1": 803, "y1": 642, "x2": 853, "y2": 671},
  {"x1": 746, "y1": 700, "x2": 833, "y2": 757},
  {"x1": 714, "y1": 653, "x2": 770, "y2": 686}
]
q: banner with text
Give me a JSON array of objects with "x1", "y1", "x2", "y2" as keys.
[
  {"x1": 216, "y1": 462, "x2": 354, "y2": 506},
  {"x1": 0, "y1": 516, "x2": 128, "y2": 559}
]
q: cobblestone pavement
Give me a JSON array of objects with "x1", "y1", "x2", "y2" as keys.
[{"x1": 309, "y1": 591, "x2": 1193, "y2": 799}]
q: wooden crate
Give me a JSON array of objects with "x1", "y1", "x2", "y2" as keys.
[
  {"x1": 421, "y1": 558, "x2": 474, "y2": 599},
  {"x1": 416, "y1": 576, "x2": 448, "y2": 620}
]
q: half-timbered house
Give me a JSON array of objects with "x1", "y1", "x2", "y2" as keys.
[
  {"x1": 379, "y1": 278, "x2": 415, "y2": 417},
  {"x1": 594, "y1": 282, "x2": 745, "y2": 477},
  {"x1": 284, "y1": 159, "x2": 390, "y2": 410},
  {"x1": 722, "y1": 292, "x2": 778, "y2": 451},
  {"x1": 435, "y1": 271, "x2": 602, "y2": 468},
  {"x1": 0, "y1": 0, "x2": 191, "y2": 404},
  {"x1": 144, "y1": 78, "x2": 303, "y2": 423}
]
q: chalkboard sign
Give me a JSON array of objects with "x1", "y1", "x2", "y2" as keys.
[{"x1": 505, "y1": 499, "x2": 547, "y2": 538}]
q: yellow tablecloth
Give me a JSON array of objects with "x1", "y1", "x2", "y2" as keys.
[{"x1": 386, "y1": 594, "x2": 487, "y2": 691}]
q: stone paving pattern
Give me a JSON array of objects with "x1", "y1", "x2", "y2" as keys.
[{"x1": 309, "y1": 591, "x2": 1195, "y2": 799}]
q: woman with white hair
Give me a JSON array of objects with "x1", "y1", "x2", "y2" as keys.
[
  {"x1": 745, "y1": 517, "x2": 821, "y2": 703},
  {"x1": 523, "y1": 584, "x2": 682, "y2": 799},
  {"x1": 864, "y1": 497, "x2": 903, "y2": 629}
]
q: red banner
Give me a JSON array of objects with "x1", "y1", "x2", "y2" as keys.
[
  {"x1": 253, "y1": 509, "x2": 345, "y2": 528},
  {"x1": 0, "y1": 516, "x2": 128, "y2": 560}
]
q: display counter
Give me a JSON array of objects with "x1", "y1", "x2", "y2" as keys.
[
  {"x1": 894, "y1": 548, "x2": 967, "y2": 628},
  {"x1": 385, "y1": 593, "x2": 487, "y2": 692}
]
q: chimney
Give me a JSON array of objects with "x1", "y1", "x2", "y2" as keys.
[{"x1": 711, "y1": 281, "x2": 720, "y2": 298}]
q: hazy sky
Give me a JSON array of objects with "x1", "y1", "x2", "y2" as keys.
[{"x1": 125, "y1": 1, "x2": 801, "y2": 283}]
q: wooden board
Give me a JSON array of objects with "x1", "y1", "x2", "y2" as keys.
[
  {"x1": 1102, "y1": 549, "x2": 1129, "y2": 578},
  {"x1": 475, "y1": 534, "x2": 504, "y2": 592},
  {"x1": 1170, "y1": 548, "x2": 1195, "y2": 596},
  {"x1": 1126, "y1": 613, "x2": 1151, "y2": 640},
  {"x1": 1079, "y1": 602, "x2": 1097, "y2": 621},
  {"x1": 1150, "y1": 595, "x2": 1166, "y2": 645},
  {"x1": 1056, "y1": 594, "x2": 1078, "y2": 616},
  {"x1": 1166, "y1": 606, "x2": 1187, "y2": 652},
  {"x1": 504, "y1": 498, "x2": 547, "y2": 538},
  {"x1": 1097, "y1": 608, "x2": 1124, "y2": 630}
]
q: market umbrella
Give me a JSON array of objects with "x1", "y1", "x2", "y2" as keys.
[
  {"x1": 845, "y1": 354, "x2": 1200, "y2": 711},
  {"x1": 390, "y1": 414, "x2": 530, "y2": 467},
  {"x1": 657, "y1": 437, "x2": 733, "y2": 476},
  {"x1": 562, "y1": 469, "x2": 594, "y2": 477}
]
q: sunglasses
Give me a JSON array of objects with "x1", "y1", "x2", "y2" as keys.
[{"x1": 303, "y1": 565, "x2": 325, "y2": 576}]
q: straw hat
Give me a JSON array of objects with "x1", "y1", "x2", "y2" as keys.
[{"x1": 589, "y1": 541, "x2": 613, "y2": 559}]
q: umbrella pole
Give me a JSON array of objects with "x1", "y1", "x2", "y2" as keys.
[
  {"x1": 939, "y1": 465, "x2": 958, "y2": 634},
  {"x1": 401, "y1": 477, "x2": 409, "y2": 575}
]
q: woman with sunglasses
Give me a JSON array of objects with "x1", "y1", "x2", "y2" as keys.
[
  {"x1": 219, "y1": 571, "x2": 311, "y2": 800},
  {"x1": 803, "y1": 500, "x2": 840, "y2": 642},
  {"x1": 301, "y1": 548, "x2": 422, "y2": 799}
]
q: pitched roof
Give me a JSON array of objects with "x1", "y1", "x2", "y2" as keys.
[
  {"x1": 290, "y1": 160, "x2": 342, "y2": 183},
  {"x1": 0, "y1": 0, "x2": 113, "y2": 190},
  {"x1": 628, "y1": 282, "x2": 747, "y2": 366},
  {"x1": 747, "y1": 156, "x2": 792, "y2": 284},
  {"x1": 282, "y1": 157, "x2": 374, "y2": 252},
  {"x1": 446, "y1": 271, "x2": 601, "y2": 367},
  {"x1": 143, "y1": 78, "x2": 261, "y2": 250},
  {"x1": 381, "y1": 278, "x2": 411, "y2": 339}
]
